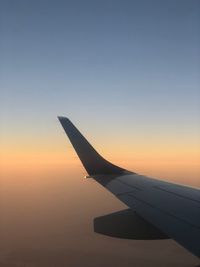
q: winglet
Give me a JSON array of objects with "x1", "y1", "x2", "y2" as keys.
[{"x1": 58, "y1": 116, "x2": 129, "y2": 175}]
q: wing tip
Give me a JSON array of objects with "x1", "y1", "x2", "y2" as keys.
[
  {"x1": 57, "y1": 116, "x2": 70, "y2": 123},
  {"x1": 58, "y1": 115, "x2": 67, "y2": 119},
  {"x1": 57, "y1": 116, "x2": 129, "y2": 175}
]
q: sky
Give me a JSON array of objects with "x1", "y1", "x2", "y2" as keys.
[
  {"x1": 1, "y1": 0, "x2": 200, "y2": 182},
  {"x1": 0, "y1": 1, "x2": 200, "y2": 266}
]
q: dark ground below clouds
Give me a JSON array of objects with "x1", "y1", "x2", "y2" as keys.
[{"x1": 0, "y1": 169, "x2": 199, "y2": 267}]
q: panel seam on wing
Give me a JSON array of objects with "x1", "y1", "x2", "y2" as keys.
[
  {"x1": 154, "y1": 186, "x2": 200, "y2": 204},
  {"x1": 127, "y1": 193, "x2": 200, "y2": 230}
]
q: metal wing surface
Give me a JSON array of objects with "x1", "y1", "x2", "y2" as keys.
[{"x1": 58, "y1": 117, "x2": 200, "y2": 258}]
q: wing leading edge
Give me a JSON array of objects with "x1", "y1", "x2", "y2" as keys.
[{"x1": 58, "y1": 117, "x2": 200, "y2": 259}]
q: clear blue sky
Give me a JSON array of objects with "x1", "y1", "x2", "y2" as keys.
[{"x1": 1, "y1": 0, "x2": 199, "y2": 156}]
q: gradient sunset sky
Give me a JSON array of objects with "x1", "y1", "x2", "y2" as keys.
[
  {"x1": 1, "y1": 1, "x2": 200, "y2": 266},
  {"x1": 1, "y1": 0, "x2": 200, "y2": 185}
]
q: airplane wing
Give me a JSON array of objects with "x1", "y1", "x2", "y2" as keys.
[{"x1": 58, "y1": 116, "x2": 200, "y2": 259}]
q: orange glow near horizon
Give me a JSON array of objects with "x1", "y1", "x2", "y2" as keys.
[{"x1": 1, "y1": 132, "x2": 200, "y2": 188}]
